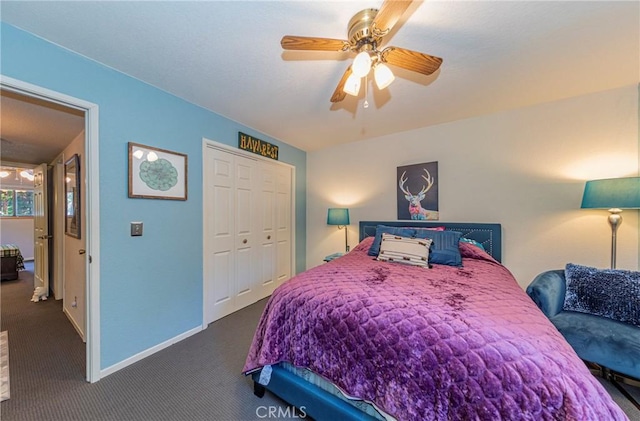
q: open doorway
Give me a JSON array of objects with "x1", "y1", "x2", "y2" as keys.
[{"x1": 0, "y1": 76, "x2": 101, "y2": 382}]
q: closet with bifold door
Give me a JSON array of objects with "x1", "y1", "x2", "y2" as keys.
[{"x1": 203, "y1": 140, "x2": 294, "y2": 325}]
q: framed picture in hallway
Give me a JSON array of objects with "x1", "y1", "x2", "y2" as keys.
[
  {"x1": 65, "y1": 154, "x2": 81, "y2": 238},
  {"x1": 128, "y1": 142, "x2": 188, "y2": 200}
]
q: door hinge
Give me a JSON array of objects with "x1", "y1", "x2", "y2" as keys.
[{"x1": 89, "y1": 255, "x2": 92, "y2": 264}]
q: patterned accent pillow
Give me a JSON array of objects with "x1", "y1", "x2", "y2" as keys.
[
  {"x1": 367, "y1": 225, "x2": 416, "y2": 257},
  {"x1": 376, "y1": 233, "x2": 432, "y2": 268},
  {"x1": 563, "y1": 263, "x2": 640, "y2": 327}
]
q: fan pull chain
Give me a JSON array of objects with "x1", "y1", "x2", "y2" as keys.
[{"x1": 364, "y1": 75, "x2": 369, "y2": 109}]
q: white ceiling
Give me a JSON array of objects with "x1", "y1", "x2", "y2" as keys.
[
  {"x1": 1, "y1": 1, "x2": 638, "y2": 153},
  {"x1": 0, "y1": 90, "x2": 85, "y2": 165}
]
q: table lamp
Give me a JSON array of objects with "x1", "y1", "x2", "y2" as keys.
[
  {"x1": 581, "y1": 176, "x2": 640, "y2": 268},
  {"x1": 327, "y1": 208, "x2": 350, "y2": 252}
]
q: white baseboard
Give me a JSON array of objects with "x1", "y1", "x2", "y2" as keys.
[
  {"x1": 99, "y1": 325, "x2": 204, "y2": 379},
  {"x1": 63, "y1": 307, "x2": 85, "y2": 342}
]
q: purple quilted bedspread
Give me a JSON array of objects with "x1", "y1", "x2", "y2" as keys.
[{"x1": 244, "y1": 238, "x2": 627, "y2": 420}]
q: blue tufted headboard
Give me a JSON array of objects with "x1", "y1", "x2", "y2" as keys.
[{"x1": 358, "y1": 221, "x2": 502, "y2": 263}]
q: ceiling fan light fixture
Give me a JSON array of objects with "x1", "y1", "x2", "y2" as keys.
[
  {"x1": 343, "y1": 74, "x2": 361, "y2": 96},
  {"x1": 0, "y1": 171, "x2": 9, "y2": 178},
  {"x1": 20, "y1": 170, "x2": 34, "y2": 181},
  {"x1": 374, "y1": 63, "x2": 395, "y2": 89},
  {"x1": 281, "y1": 1, "x2": 444, "y2": 104},
  {"x1": 352, "y1": 51, "x2": 372, "y2": 78}
]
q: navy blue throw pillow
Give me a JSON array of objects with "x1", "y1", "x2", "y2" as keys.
[
  {"x1": 368, "y1": 225, "x2": 415, "y2": 257},
  {"x1": 563, "y1": 263, "x2": 640, "y2": 327},
  {"x1": 412, "y1": 230, "x2": 463, "y2": 267}
]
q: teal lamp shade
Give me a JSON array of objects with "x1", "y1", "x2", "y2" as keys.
[
  {"x1": 581, "y1": 177, "x2": 640, "y2": 209},
  {"x1": 328, "y1": 208, "x2": 350, "y2": 252},
  {"x1": 327, "y1": 208, "x2": 350, "y2": 226},
  {"x1": 580, "y1": 176, "x2": 640, "y2": 269}
]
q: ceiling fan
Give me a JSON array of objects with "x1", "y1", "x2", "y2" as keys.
[{"x1": 281, "y1": 0, "x2": 443, "y2": 103}]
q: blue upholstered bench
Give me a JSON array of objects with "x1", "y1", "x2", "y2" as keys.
[
  {"x1": 527, "y1": 270, "x2": 640, "y2": 382},
  {"x1": 527, "y1": 269, "x2": 640, "y2": 409}
]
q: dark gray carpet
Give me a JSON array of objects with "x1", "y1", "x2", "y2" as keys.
[
  {"x1": 598, "y1": 377, "x2": 640, "y2": 419},
  {"x1": 1, "y1": 262, "x2": 638, "y2": 420},
  {"x1": 0, "y1": 262, "x2": 288, "y2": 421}
]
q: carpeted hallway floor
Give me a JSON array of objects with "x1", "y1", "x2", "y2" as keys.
[
  {"x1": 0, "y1": 262, "x2": 289, "y2": 420},
  {"x1": 1, "y1": 262, "x2": 638, "y2": 420}
]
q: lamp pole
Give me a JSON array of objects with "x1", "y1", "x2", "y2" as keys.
[
  {"x1": 608, "y1": 208, "x2": 622, "y2": 269},
  {"x1": 342, "y1": 225, "x2": 349, "y2": 252}
]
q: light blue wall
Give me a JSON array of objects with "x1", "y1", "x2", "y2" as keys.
[{"x1": 1, "y1": 23, "x2": 307, "y2": 369}]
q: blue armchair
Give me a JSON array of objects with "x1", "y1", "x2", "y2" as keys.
[{"x1": 526, "y1": 270, "x2": 640, "y2": 381}]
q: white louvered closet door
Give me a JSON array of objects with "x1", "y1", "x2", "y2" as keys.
[{"x1": 204, "y1": 142, "x2": 293, "y2": 325}]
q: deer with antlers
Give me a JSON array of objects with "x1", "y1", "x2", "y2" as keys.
[{"x1": 399, "y1": 169, "x2": 438, "y2": 220}]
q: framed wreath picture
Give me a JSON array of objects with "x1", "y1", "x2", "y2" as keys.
[{"x1": 128, "y1": 142, "x2": 188, "y2": 200}]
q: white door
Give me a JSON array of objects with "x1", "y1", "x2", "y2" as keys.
[
  {"x1": 204, "y1": 150, "x2": 236, "y2": 323},
  {"x1": 259, "y1": 163, "x2": 277, "y2": 295},
  {"x1": 233, "y1": 155, "x2": 258, "y2": 309},
  {"x1": 33, "y1": 163, "x2": 49, "y2": 297},
  {"x1": 203, "y1": 141, "x2": 294, "y2": 325},
  {"x1": 276, "y1": 165, "x2": 292, "y2": 285}
]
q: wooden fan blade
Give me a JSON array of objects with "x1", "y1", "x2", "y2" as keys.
[
  {"x1": 382, "y1": 46, "x2": 443, "y2": 75},
  {"x1": 330, "y1": 66, "x2": 353, "y2": 103},
  {"x1": 371, "y1": 0, "x2": 413, "y2": 36},
  {"x1": 281, "y1": 35, "x2": 350, "y2": 52}
]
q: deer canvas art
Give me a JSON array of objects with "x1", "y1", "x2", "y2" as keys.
[{"x1": 396, "y1": 162, "x2": 439, "y2": 220}]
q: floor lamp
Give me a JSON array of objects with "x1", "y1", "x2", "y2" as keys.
[
  {"x1": 581, "y1": 177, "x2": 640, "y2": 269},
  {"x1": 327, "y1": 208, "x2": 350, "y2": 252}
]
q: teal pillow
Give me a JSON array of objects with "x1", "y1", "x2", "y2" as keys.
[{"x1": 460, "y1": 237, "x2": 486, "y2": 251}]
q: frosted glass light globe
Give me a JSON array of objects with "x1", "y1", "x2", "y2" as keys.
[
  {"x1": 352, "y1": 52, "x2": 372, "y2": 78},
  {"x1": 374, "y1": 63, "x2": 395, "y2": 89},
  {"x1": 343, "y1": 74, "x2": 361, "y2": 96}
]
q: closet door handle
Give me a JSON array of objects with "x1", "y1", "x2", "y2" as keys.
[
  {"x1": 267, "y1": 235, "x2": 271, "y2": 240},
  {"x1": 242, "y1": 239, "x2": 248, "y2": 244},
  {"x1": 79, "y1": 249, "x2": 86, "y2": 255}
]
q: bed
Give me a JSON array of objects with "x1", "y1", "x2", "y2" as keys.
[
  {"x1": 243, "y1": 221, "x2": 626, "y2": 420},
  {"x1": 1, "y1": 244, "x2": 25, "y2": 281}
]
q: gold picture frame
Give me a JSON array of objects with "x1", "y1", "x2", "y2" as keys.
[{"x1": 128, "y1": 142, "x2": 188, "y2": 200}]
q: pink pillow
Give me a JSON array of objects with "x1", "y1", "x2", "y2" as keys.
[{"x1": 412, "y1": 226, "x2": 446, "y2": 236}]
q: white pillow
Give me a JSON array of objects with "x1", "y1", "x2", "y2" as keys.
[{"x1": 377, "y1": 233, "x2": 432, "y2": 268}]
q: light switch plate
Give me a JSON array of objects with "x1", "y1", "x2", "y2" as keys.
[{"x1": 131, "y1": 222, "x2": 143, "y2": 236}]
